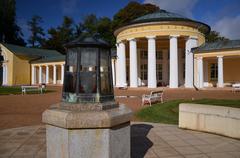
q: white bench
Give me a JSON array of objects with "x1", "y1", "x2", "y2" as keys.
[
  {"x1": 142, "y1": 90, "x2": 164, "y2": 106},
  {"x1": 21, "y1": 85, "x2": 44, "y2": 95},
  {"x1": 232, "y1": 83, "x2": 240, "y2": 93}
]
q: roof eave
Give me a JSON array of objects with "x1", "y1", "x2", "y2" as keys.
[{"x1": 114, "y1": 20, "x2": 210, "y2": 37}]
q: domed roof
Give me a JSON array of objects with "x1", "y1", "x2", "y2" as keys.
[
  {"x1": 123, "y1": 9, "x2": 210, "y2": 34},
  {"x1": 132, "y1": 10, "x2": 192, "y2": 23}
]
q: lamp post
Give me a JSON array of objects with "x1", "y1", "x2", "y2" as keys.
[{"x1": 42, "y1": 34, "x2": 132, "y2": 158}]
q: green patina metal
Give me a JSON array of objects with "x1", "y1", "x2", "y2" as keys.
[
  {"x1": 62, "y1": 34, "x2": 114, "y2": 104},
  {"x1": 127, "y1": 10, "x2": 210, "y2": 34},
  {"x1": 193, "y1": 40, "x2": 240, "y2": 53}
]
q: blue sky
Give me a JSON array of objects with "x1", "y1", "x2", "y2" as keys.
[{"x1": 16, "y1": 0, "x2": 240, "y2": 41}]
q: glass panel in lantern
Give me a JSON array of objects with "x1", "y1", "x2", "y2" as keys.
[
  {"x1": 100, "y1": 49, "x2": 111, "y2": 94},
  {"x1": 63, "y1": 49, "x2": 78, "y2": 94},
  {"x1": 79, "y1": 48, "x2": 97, "y2": 94}
]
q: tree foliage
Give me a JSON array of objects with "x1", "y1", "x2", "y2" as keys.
[
  {"x1": 43, "y1": 16, "x2": 75, "y2": 53},
  {"x1": 27, "y1": 15, "x2": 45, "y2": 47},
  {"x1": 0, "y1": 0, "x2": 25, "y2": 46},
  {"x1": 75, "y1": 14, "x2": 114, "y2": 46},
  {"x1": 205, "y1": 31, "x2": 228, "y2": 43},
  {"x1": 112, "y1": 1, "x2": 160, "y2": 29}
]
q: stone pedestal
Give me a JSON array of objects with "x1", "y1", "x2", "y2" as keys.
[{"x1": 42, "y1": 103, "x2": 132, "y2": 158}]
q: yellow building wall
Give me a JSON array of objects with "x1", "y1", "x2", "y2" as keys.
[
  {"x1": 1, "y1": 45, "x2": 14, "y2": 85},
  {"x1": 223, "y1": 58, "x2": 240, "y2": 83},
  {"x1": 12, "y1": 55, "x2": 31, "y2": 85}
]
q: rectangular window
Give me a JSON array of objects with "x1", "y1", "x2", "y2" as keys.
[
  {"x1": 140, "y1": 64, "x2": 148, "y2": 80},
  {"x1": 157, "y1": 64, "x2": 163, "y2": 80},
  {"x1": 140, "y1": 50, "x2": 148, "y2": 59},
  {"x1": 210, "y1": 63, "x2": 218, "y2": 81},
  {"x1": 156, "y1": 51, "x2": 163, "y2": 60}
]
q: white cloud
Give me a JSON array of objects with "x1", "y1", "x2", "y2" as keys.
[
  {"x1": 61, "y1": 0, "x2": 78, "y2": 15},
  {"x1": 212, "y1": 15, "x2": 240, "y2": 40},
  {"x1": 143, "y1": 0, "x2": 198, "y2": 18}
]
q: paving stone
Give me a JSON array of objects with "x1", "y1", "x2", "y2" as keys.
[
  {"x1": 184, "y1": 154, "x2": 208, "y2": 158},
  {"x1": 229, "y1": 152, "x2": 240, "y2": 158},
  {"x1": 153, "y1": 147, "x2": 179, "y2": 157},
  {"x1": 0, "y1": 123, "x2": 240, "y2": 158},
  {"x1": 11, "y1": 145, "x2": 40, "y2": 158},
  {"x1": 167, "y1": 139, "x2": 190, "y2": 147},
  {"x1": 195, "y1": 145, "x2": 220, "y2": 153},
  {"x1": 161, "y1": 135, "x2": 181, "y2": 141},
  {"x1": 174, "y1": 146, "x2": 202, "y2": 155},
  {"x1": 185, "y1": 138, "x2": 208, "y2": 145},
  {"x1": 207, "y1": 152, "x2": 235, "y2": 158}
]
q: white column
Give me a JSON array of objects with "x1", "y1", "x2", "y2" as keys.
[
  {"x1": 53, "y1": 65, "x2": 57, "y2": 84},
  {"x1": 2, "y1": 64, "x2": 6, "y2": 85},
  {"x1": 46, "y1": 65, "x2": 49, "y2": 84},
  {"x1": 111, "y1": 59, "x2": 115, "y2": 86},
  {"x1": 185, "y1": 36, "x2": 198, "y2": 88},
  {"x1": 146, "y1": 36, "x2": 157, "y2": 88},
  {"x1": 169, "y1": 35, "x2": 179, "y2": 88},
  {"x1": 61, "y1": 64, "x2": 64, "y2": 84},
  {"x1": 31, "y1": 65, "x2": 35, "y2": 85},
  {"x1": 197, "y1": 57, "x2": 204, "y2": 88},
  {"x1": 39, "y1": 66, "x2": 42, "y2": 84},
  {"x1": 118, "y1": 42, "x2": 127, "y2": 87},
  {"x1": 129, "y1": 38, "x2": 138, "y2": 87},
  {"x1": 115, "y1": 44, "x2": 120, "y2": 87},
  {"x1": 218, "y1": 56, "x2": 224, "y2": 87}
]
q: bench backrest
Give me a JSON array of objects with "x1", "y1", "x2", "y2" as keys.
[
  {"x1": 233, "y1": 84, "x2": 240, "y2": 88},
  {"x1": 150, "y1": 91, "x2": 163, "y2": 96},
  {"x1": 21, "y1": 86, "x2": 39, "y2": 88}
]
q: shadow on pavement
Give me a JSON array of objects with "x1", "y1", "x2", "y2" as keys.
[{"x1": 131, "y1": 124, "x2": 153, "y2": 158}]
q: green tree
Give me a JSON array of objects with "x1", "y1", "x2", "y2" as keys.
[
  {"x1": 205, "y1": 31, "x2": 228, "y2": 43},
  {"x1": 112, "y1": 1, "x2": 160, "y2": 29},
  {"x1": 97, "y1": 17, "x2": 114, "y2": 46},
  {"x1": 43, "y1": 16, "x2": 75, "y2": 53},
  {"x1": 27, "y1": 15, "x2": 45, "y2": 47},
  {"x1": 0, "y1": 0, "x2": 25, "y2": 45},
  {"x1": 75, "y1": 14, "x2": 114, "y2": 46}
]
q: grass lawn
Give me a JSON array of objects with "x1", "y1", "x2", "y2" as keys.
[
  {"x1": 0, "y1": 86, "x2": 54, "y2": 95},
  {"x1": 136, "y1": 99, "x2": 240, "y2": 125}
]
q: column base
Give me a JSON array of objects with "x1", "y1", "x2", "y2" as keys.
[
  {"x1": 185, "y1": 83, "x2": 193, "y2": 88},
  {"x1": 42, "y1": 103, "x2": 132, "y2": 158},
  {"x1": 169, "y1": 85, "x2": 178, "y2": 88}
]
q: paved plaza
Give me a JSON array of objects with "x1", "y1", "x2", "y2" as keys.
[
  {"x1": 1, "y1": 86, "x2": 240, "y2": 130},
  {"x1": 0, "y1": 86, "x2": 240, "y2": 157},
  {"x1": 0, "y1": 122, "x2": 240, "y2": 158}
]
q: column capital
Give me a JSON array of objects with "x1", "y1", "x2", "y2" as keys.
[
  {"x1": 146, "y1": 36, "x2": 156, "y2": 39},
  {"x1": 217, "y1": 55, "x2": 224, "y2": 58},
  {"x1": 169, "y1": 35, "x2": 180, "y2": 39},
  {"x1": 127, "y1": 38, "x2": 137, "y2": 41},
  {"x1": 197, "y1": 56, "x2": 203, "y2": 60},
  {"x1": 117, "y1": 40, "x2": 127, "y2": 45},
  {"x1": 189, "y1": 36, "x2": 198, "y2": 40}
]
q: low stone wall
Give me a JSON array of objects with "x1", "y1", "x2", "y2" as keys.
[{"x1": 179, "y1": 103, "x2": 240, "y2": 139}]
